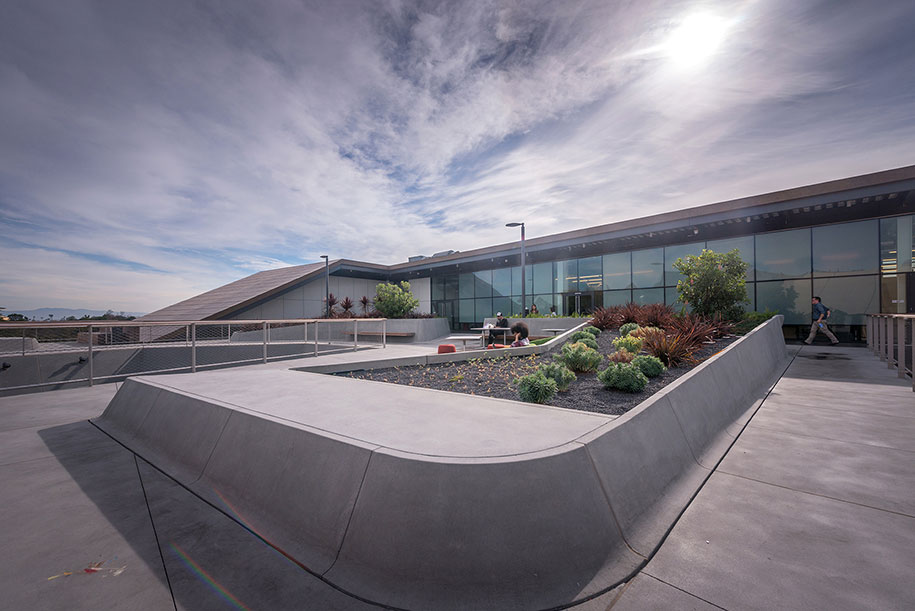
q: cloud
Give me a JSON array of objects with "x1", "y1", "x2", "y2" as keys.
[{"x1": 1, "y1": 0, "x2": 914, "y2": 310}]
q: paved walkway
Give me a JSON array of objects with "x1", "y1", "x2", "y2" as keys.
[
  {"x1": 1, "y1": 344, "x2": 912, "y2": 610},
  {"x1": 605, "y1": 344, "x2": 915, "y2": 611}
]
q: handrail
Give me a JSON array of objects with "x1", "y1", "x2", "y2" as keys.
[
  {"x1": 0, "y1": 317, "x2": 387, "y2": 329},
  {"x1": 866, "y1": 313, "x2": 913, "y2": 391}
]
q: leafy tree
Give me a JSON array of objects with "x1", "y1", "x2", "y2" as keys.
[
  {"x1": 674, "y1": 249, "x2": 749, "y2": 320},
  {"x1": 373, "y1": 281, "x2": 420, "y2": 318}
]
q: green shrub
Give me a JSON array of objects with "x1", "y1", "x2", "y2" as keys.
[
  {"x1": 612, "y1": 335, "x2": 643, "y2": 354},
  {"x1": 537, "y1": 362, "x2": 577, "y2": 392},
  {"x1": 530, "y1": 337, "x2": 551, "y2": 345},
  {"x1": 673, "y1": 249, "x2": 749, "y2": 320},
  {"x1": 598, "y1": 363, "x2": 649, "y2": 393},
  {"x1": 733, "y1": 310, "x2": 779, "y2": 335},
  {"x1": 569, "y1": 330, "x2": 594, "y2": 343},
  {"x1": 619, "y1": 322, "x2": 640, "y2": 337},
  {"x1": 629, "y1": 326, "x2": 662, "y2": 338},
  {"x1": 569, "y1": 335, "x2": 598, "y2": 350},
  {"x1": 517, "y1": 372, "x2": 558, "y2": 404},
  {"x1": 632, "y1": 355, "x2": 666, "y2": 378},
  {"x1": 581, "y1": 325, "x2": 601, "y2": 337},
  {"x1": 555, "y1": 342, "x2": 603, "y2": 372},
  {"x1": 373, "y1": 281, "x2": 420, "y2": 318}
]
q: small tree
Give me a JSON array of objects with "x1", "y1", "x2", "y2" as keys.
[
  {"x1": 373, "y1": 281, "x2": 420, "y2": 318},
  {"x1": 359, "y1": 295, "x2": 371, "y2": 315},
  {"x1": 674, "y1": 249, "x2": 749, "y2": 319}
]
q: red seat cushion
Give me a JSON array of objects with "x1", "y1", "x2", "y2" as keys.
[{"x1": 437, "y1": 344, "x2": 457, "y2": 354}]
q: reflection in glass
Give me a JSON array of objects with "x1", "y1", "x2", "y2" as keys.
[
  {"x1": 880, "y1": 275, "x2": 907, "y2": 314},
  {"x1": 664, "y1": 242, "x2": 704, "y2": 287},
  {"x1": 756, "y1": 280, "x2": 810, "y2": 324},
  {"x1": 473, "y1": 270, "x2": 492, "y2": 297},
  {"x1": 632, "y1": 248, "x2": 664, "y2": 288},
  {"x1": 431, "y1": 276, "x2": 444, "y2": 301},
  {"x1": 603, "y1": 252, "x2": 631, "y2": 289},
  {"x1": 706, "y1": 235, "x2": 754, "y2": 281},
  {"x1": 533, "y1": 294, "x2": 553, "y2": 314},
  {"x1": 459, "y1": 273, "x2": 475, "y2": 299},
  {"x1": 813, "y1": 277, "x2": 878, "y2": 324},
  {"x1": 533, "y1": 262, "x2": 553, "y2": 294},
  {"x1": 578, "y1": 257, "x2": 603, "y2": 291},
  {"x1": 493, "y1": 297, "x2": 512, "y2": 317},
  {"x1": 665, "y1": 287, "x2": 688, "y2": 311},
  {"x1": 444, "y1": 274, "x2": 459, "y2": 300},
  {"x1": 492, "y1": 268, "x2": 512, "y2": 297},
  {"x1": 633, "y1": 287, "x2": 664, "y2": 305},
  {"x1": 813, "y1": 220, "x2": 878, "y2": 276},
  {"x1": 554, "y1": 259, "x2": 578, "y2": 293},
  {"x1": 756, "y1": 229, "x2": 811, "y2": 280},
  {"x1": 603, "y1": 289, "x2": 631, "y2": 307},
  {"x1": 880, "y1": 216, "x2": 914, "y2": 274},
  {"x1": 458, "y1": 298, "x2": 475, "y2": 323},
  {"x1": 511, "y1": 265, "x2": 533, "y2": 297},
  {"x1": 475, "y1": 298, "x2": 493, "y2": 322}
]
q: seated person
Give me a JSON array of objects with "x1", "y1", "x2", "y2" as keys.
[
  {"x1": 549, "y1": 306, "x2": 558, "y2": 317},
  {"x1": 488, "y1": 320, "x2": 530, "y2": 349},
  {"x1": 485, "y1": 312, "x2": 510, "y2": 343},
  {"x1": 529, "y1": 304, "x2": 539, "y2": 315}
]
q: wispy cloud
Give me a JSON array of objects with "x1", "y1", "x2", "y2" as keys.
[{"x1": 1, "y1": 0, "x2": 913, "y2": 311}]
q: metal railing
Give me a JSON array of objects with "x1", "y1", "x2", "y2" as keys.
[
  {"x1": 0, "y1": 317, "x2": 387, "y2": 393},
  {"x1": 866, "y1": 314, "x2": 914, "y2": 391}
]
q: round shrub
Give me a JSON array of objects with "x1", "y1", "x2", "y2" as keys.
[
  {"x1": 517, "y1": 372, "x2": 558, "y2": 404},
  {"x1": 597, "y1": 362, "x2": 649, "y2": 393},
  {"x1": 569, "y1": 330, "x2": 595, "y2": 343},
  {"x1": 569, "y1": 335, "x2": 598, "y2": 350},
  {"x1": 581, "y1": 325, "x2": 601, "y2": 337},
  {"x1": 619, "y1": 322, "x2": 640, "y2": 337},
  {"x1": 607, "y1": 350, "x2": 634, "y2": 363},
  {"x1": 555, "y1": 342, "x2": 603, "y2": 372},
  {"x1": 630, "y1": 326, "x2": 663, "y2": 339},
  {"x1": 612, "y1": 335, "x2": 643, "y2": 354},
  {"x1": 632, "y1": 354, "x2": 666, "y2": 378},
  {"x1": 538, "y1": 362, "x2": 577, "y2": 392}
]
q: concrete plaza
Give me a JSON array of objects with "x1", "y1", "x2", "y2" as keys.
[{"x1": 1, "y1": 344, "x2": 912, "y2": 610}]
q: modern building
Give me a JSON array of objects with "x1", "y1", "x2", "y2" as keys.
[{"x1": 142, "y1": 165, "x2": 915, "y2": 341}]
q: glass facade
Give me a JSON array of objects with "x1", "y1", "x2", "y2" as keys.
[{"x1": 428, "y1": 216, "x2": 893, "y2": 332}]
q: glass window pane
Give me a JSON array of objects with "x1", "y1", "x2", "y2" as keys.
[
  {"x1": 603, "y1": 252, "x2": 631, "y2": 289},
  {"x1": 632, "y1": 248, "x2": 664, "y2": 288},
  {"x1": 533, "y1": 294, "x2": 553, "y2": 314},
  {"x1": 459, "y1": 273, "x2": 475, "y2": 298},
  {"x1": 813, "y1": 220, "x2": 878, "y2": 277},
  {"x1": 756, "y1": 279, "x2": 810, "y2": 324},
  {"x1": 603, "y1": 289, "x2": 631, "y2": 306},
  {"x1": 431, "y1": 276, "x2": 444, "y2": 301},
  {"x1": 578, "y1": 256, "x2": 603, "y2": 291},
  {"x1": 458, "y1": 298, "x2": 475, "y2": 323},
  {"x1": 756, "y1": 228, "x2": 811, "y2": 280},
  {"x1": 664, "y1": 242, "x2": 704, "y2": 287},
  {"x1": 492, "y1": 268, "x2": 512, "y2": 297},
  {"x1": 881, "y1": 275, "x2": 907, "y2": 314},
  {"x1": 511, "y1": 296, "x2": 522, "y2": 315},
  {"x1": 665, "y1": 287, "x2": 687, "y2": 311},
  {"x1": 475, "y1": 298, "x2": 493, "y2": 322},
  {"x1": 554, "y1": 259, "x2": 578, "y2": 293},
  {"x1": 707, "y1": 236, "x2": 755, "y2": 281},
  {"x1": 880, "y1": 216, "x2": 914, "y2": 274},
  {"x1": 813, "y1": 276, "x2": 878, "y2": 324},
  {"x1": 444, "y1": 274, "x2": 459, "y2": 300},
  {"x1": 493, "y1": 297, "x2": 512, "y2": 317},
  {"x1": 533, "y1": 262, "x2": 553, "y2": 294},
  {"x1": 633, "y1": 287, "x2": 664, "y2": 305},
  {"x1": 473, "y1": 270, "x2": 493, "y2": 297}
]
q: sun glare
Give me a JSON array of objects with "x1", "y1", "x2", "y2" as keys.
[{"x1": 665, "y1": 13, "x2": 730, "y2": 68}]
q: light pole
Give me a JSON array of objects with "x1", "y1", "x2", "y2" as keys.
[
  {"x1": 320, "y1": 255, "x2": 329, "y2": 318},
  {"x1": 506, "y1": 222, "x2": 526, "y2": 316}
]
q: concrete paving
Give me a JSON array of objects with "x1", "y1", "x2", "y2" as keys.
[
  {"x1": 2, "y1": 343, "x2": 913, "y2": 610},
  {"x1": 612, "y1": 344, "x2": 915, "y2": 611}
]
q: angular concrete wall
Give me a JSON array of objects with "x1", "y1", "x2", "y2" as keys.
[{"x1": 93, "y1": 316, "x2": 789, "y2": 610}]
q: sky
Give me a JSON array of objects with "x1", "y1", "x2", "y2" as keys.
[{"x1": 2, "y1": 0, "x2": 914, "y2": 313}]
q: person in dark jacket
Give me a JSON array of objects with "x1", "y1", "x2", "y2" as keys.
[{"x1": 804, "y1": 296, "x2": 838, "y2": 345}]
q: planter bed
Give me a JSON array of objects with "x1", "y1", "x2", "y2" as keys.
[{"x1": 339, "y1": 330, "x2": 739, "y2": 416}]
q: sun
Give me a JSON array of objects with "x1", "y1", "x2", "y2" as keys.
[{"x1": 664, "y1": 13, "x2": 730, "y2": 68}]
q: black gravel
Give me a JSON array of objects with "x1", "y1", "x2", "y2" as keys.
[{"x1": 337, "y1": 331, "x2": 739, "y2": 417}]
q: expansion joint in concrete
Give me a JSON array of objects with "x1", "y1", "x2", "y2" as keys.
[{"x1": 134, "y1": 455, "x2": 178, "y2": 611}]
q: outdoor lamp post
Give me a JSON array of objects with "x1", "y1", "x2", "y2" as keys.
[
  {"x1": 506, "y1": 222, "x2": 526, "y2": 316},
  {"x1": 320, "y1": 255, "x2": 329, "y2": 318}
]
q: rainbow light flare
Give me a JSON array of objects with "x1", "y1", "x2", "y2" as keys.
[{"x1": 169, "y1": 542, "x2": 251, "y2": 611}]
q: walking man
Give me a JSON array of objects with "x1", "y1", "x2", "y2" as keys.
[{"x1": 804, "y1": 296, "x2": 838, "y2": 345}]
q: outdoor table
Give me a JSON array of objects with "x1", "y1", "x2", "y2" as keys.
[
  {"x1": 471, "y1": 326, "x2": 513, "y2": 346},
  {"x1": 443, "y1": 335, "x2": 482, "y2": 351}
]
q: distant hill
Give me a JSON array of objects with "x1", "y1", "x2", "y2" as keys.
[{"x1": 3, "y1": 308, "x2": 147, "y2": 320}]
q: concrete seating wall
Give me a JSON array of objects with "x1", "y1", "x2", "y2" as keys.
[{"x1": 93, "y1": 315, "x2": 788, "y2": 610}]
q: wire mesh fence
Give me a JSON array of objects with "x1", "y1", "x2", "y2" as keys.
[{"x1": 0, "y1": 318, "x2": 387, "y2": 394}]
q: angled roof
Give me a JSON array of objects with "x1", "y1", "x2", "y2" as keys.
[{"x1": 140, "y1": 261, "x2": 333, "y2": 321}]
